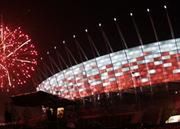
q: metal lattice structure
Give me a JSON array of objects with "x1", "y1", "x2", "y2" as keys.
[{"x1": 37, "y1": 38, "x2": 180, "y2": 100}]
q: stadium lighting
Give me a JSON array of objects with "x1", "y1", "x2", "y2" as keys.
[
  {"x1": 38, "y1": 38, "x2": 180, "y2": 100},
  {"x1": 62, "y1": 40, "x2": 66, "y2": 44},
  {"x1": 164, "y1": 5, "x2": 167, "y2": 9},
  {"x1": 147, "y1": 8, "x2": 150, "y2": 12}
]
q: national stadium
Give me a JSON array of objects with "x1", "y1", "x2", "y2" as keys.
[
  {"x1": 37, "y1": 38, "x2": 180, "y2": 100},
  {"x1": 34, "y1": 6, "x2": 180, "y2": 129},
  {"x1": 36, "y1": 38, "x2": 180, "y2": 127},
  {"x1": 1, "y1": 2, "x2": 180, "y2": 129}
]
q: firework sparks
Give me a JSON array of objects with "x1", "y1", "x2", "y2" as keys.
[{"x1": 0, "y1": 25, "x2": 38, "y2": 91}]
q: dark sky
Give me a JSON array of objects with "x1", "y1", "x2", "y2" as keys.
[
  {"x1": 0, "y1": 0, "x2": 179, "y2": 53},
  {"x1": 0, "y1": 0, "x2": 180, "y2": 94}
]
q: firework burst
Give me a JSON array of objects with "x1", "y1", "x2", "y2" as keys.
[{"x1": 0, "y1": 25, "x2": 38, "y2": 91}]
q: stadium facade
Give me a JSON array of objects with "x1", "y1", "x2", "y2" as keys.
[{"x1": 37, "y1": 38, "x2": 180, "y2": 100}]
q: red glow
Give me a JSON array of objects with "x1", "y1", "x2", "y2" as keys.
[
  {"x1": 49, "y1": 52, "x2": 180, "y2": 99},
  {"x1": 0, "y1": 25, "x2": 38, "y2": 91}
]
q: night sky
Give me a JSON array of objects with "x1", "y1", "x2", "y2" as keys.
[{"x1": 0, "y1": 0, "x2": 180, "y2": 94}]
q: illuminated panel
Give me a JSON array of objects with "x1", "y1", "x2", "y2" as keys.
[{"x1": 37, "y1": 38, "x2": 180, "y2": 100}]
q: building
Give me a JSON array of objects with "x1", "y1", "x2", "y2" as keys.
[
  {"x1": 37, "y1": 38, "x2": 180, "y2": 100},
  {"x1": 36, "y1": 38, "x2": 180, "y2": 128}
]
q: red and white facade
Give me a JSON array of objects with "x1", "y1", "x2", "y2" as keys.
[{"x1": 37, "y1": 38, "x2": 180, "y2": 100}]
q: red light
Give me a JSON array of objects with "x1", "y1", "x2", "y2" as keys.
[{"x1": 0, "y1": 25, "x2": 38, "y2": 91}]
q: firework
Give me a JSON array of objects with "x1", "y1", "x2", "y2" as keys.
[{"x1": 0, "y1": 25, "x2": 38, "y2": 91}]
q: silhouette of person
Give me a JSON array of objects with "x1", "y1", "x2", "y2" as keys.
[{"x1": 46, "y1": 107, "x2": 52, "y2": 121}]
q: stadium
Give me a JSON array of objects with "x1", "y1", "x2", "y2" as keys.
[
  {"x1": 34, "y1": 6, "x2": 180, "y2": 128},
  {"x1": 36, "y1": 38, "x2": 180, "y2": 128},
  {"x1": 0, "y1": 1, "x2": 180, "y2": 129},
  {"x1": 37, "y1": 38, "x2": 180, "y2": 100}
]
